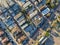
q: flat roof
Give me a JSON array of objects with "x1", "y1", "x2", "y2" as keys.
[{"x1": 42, "y1": 8, "x2": 50, "y2": 16}]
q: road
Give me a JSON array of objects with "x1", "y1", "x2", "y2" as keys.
[{"x1": 50, "y1": 32, "x2": 60, "y2": 45}]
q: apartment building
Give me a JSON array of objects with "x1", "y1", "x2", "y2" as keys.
[
  {"x1": 0, "y1": 28, "x2": 16, "y2": 45},
  {"x1": 0, "y1": 0, "x2": 52, "y2": 45}
]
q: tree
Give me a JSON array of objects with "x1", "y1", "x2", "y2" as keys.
[
  {"x1": 51, "y1": 4, "x2": 55, "y2": 8},
  {"x1": 46, "y1": 0, "x2": 51, "y2": 4},
  {"x1": 45, "y1": 31, "x2": 50, "y2": 37},
  {"x1": 21, "y1": 9, "x2": 27, "y2": 14}
]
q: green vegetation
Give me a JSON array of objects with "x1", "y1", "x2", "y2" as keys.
[
  {"x1": 45, "y1": 31, "x2": 50, "y2": 37},
  {"x1": 28, "y1": 5, "x2": 32, "y2": 9},
  {"x1": 46, "y1": 0, "x2": 59, "y2": 9},
  {"x1": 21, "y1": 8, "x2": 27, "y2": 14},
  {"x1": 56, "y1": 20, "x2": 60, "y2": 28},
  {"x1": 26, "y1": 21, "x2": 30, "y2": 24},
  {"x1": 46, "y1": 0, "x2": 51, "y2": 4},
  {"x1": 50, "y1": 4, "x2": 55, "y2": 8}
]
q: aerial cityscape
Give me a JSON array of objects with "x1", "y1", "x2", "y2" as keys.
[{"x1": 0, "y1": 0, "x2": 60, "y2": 45}]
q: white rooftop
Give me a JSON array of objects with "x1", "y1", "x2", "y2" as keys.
[{"x1": 42, "y1": 8, "x2": 50, "y2": 16}]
